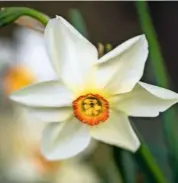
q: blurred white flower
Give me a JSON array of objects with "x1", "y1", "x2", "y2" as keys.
[
  {"x1": 3, "y1": 27, "x2": 57, "y2": 94},
  {"x1": 10, "y1": 16, "x2": 178, "y2": 161},
  {"x1": 6, "y1": 157, "x2": 41, "y2": 182},
  {"x1": 55, "y1": 160, "x2": 100, "y2": 183},
  {"x1": 14, "y1": 27, "x2": 57, "y2": 82},
  {"x1": 0, "y1": 38, "x2": 13, "y2": 73}
]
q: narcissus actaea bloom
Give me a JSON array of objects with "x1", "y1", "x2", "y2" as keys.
[{"x1": 10, "y1": 16, "x2": 178, "y2": 160}]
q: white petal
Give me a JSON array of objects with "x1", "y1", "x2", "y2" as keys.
[
  {"x1": 111, "y1": 82, "x2": 178, "y2": 117},
  {"x1": 90, "y1": 110, "x2": 140, "y2": 152},
  {"x1": 45, "y1": 16, "x2": 98, "y2": 91},
  {"x1": 41, "y1": 118, "x2": 91, "y2": 160},
  {"x1": 29, "y1": 107, "x2": 73, "y2": 122},
  {"x1": 10, "y1": 80, "x2": 74, "y2": 107},
  {"x1": 95, "y1": 35, "x2": 148, "y2": 94}
]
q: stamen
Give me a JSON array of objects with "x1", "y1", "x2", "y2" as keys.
[{"x1": 72, "y1": 93, "x2": 109, "y2": 126}]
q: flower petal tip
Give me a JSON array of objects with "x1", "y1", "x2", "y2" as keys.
[
  {"x1": 132, "y1": 34, "x2": 148, "y2": 50},
  {"x1": 41, "y1": 147, "x2": 80, "y2": 161},
  {"x1": 130, "y1": 140, "x2": 141, "y2": 153},
  {"x1": 138, "y1": 34, "x2": 148, "y2": 48},
  {"x1": 55, "y1": 15, "x2": 62, "y2": 20}
]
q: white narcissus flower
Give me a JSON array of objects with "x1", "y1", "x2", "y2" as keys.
[{"x1": 10, "y1": 16, "x2": 178, "y2": 160}]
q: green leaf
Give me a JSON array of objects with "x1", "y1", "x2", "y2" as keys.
[
  {"x1": 68, "y1": 8, "x2": 89, "y2": 38},
  {"x1": 135, "y1": 144, "x2": 168, "y2": 183}
]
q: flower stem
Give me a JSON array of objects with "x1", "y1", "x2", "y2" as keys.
[
  {"x1": 135, "y1": 144, "x2": 168, "y2": 183},
  {"x1": 0, "y1": 7, "x2": 49, "y2": 27},
  {"x1": 17, "y1": 7, "x2": 49, "y2": 26}
]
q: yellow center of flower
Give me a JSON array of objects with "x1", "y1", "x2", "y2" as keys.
[
  {"x1": 72, "y1": 93, "x2": 109, "y2": 126},
  {"x1": 3, "y1": 66, "x2": 36, "y2": 94}
]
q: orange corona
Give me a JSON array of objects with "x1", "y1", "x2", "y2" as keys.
[{"x1": 72, "y1": 93, "x2": 109, "y2": 126}]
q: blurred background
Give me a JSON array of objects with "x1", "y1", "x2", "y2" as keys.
[{"x1": 0, "y1": 1, "x2": 177, "y2": 183}]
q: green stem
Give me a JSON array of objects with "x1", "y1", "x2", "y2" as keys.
[
  {"x1": 19, "y1": 7, "x2": 49, "y2": 26},
  {"x1": 0, "y1": 7, "x2": 49, "y2": 27},
  {"x1": 135, "y1": 144, "x2": 168, "y2": 183}
]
